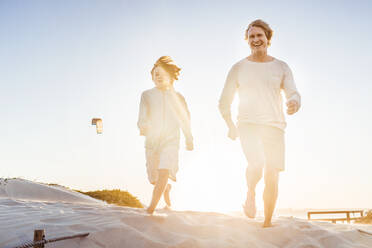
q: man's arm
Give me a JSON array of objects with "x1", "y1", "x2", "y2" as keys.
[
  {"x1": 281, "y1": 62, "x2": 301, "y2": 115},
  {"x1": 219, "y1": 65, "x2": 239, "y2": 140}
]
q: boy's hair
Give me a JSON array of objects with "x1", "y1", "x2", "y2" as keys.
[
  {"x1": 151, "y1": 56, "x2": 181, "y2": 82},
  {"x1": 244, "y1": 19, "x2": 273, "y2": 45}
]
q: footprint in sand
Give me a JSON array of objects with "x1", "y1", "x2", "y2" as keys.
[
  {"x1": 145, "y1": 213, "x2": 168, "y2": 222},
  {"x1": 41, "y1": 217, "x2": 70, "y2": 223}
]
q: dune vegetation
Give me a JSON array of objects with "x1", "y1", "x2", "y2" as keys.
[
  {"x1": 1, "y1": 178, "x2": 144, "y2": 208},
  {"x1": 78, "y1": 189, "x2": 144, "y2": 208},
  {"x1": 355, "y1": 210, "x2": 372, "y2": 224},
  {"x1": 46, "y1": 180, "x2": 144, "y2": 208},
  {"x1": 45, "y1": 181, "x2": 143, "y2": 208}
]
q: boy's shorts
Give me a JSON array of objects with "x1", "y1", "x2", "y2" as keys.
[{"x1": 146, "y1": 145, "x2": 179, "y2": 184}]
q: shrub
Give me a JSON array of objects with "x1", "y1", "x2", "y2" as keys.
[
  {"x1": 79, "y1": 189, "x2": 143, "y2": 208},
  {"x1": 355, "y1": 210, "x2": 372, "y2": 224}
]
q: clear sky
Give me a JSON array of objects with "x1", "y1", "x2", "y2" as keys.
[{"x1": 1, "y1": 0, "x2": 372, "y2": 212}]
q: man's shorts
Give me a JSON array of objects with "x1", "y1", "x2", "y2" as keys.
[{"x1": 238, "y1": 123, "x2": 285, "y2": 171}]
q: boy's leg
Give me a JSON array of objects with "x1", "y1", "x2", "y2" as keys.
[
  {"x1": 263, "y1": 168, "x2": 279, "y2": 227},
  {"x1": 147, "y1": 169, "x2": 169, "y2": 214},
  {"x1": 163, "y1": 184, "x2": 172, "y2": 208},
  {"x1": 157, "y1": 144, "x2": 177, "y2": 210}
]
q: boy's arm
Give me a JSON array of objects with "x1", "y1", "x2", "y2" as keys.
[
  {"x1": 177, "y1": 93, "x2": 193, "y2": 150},
  {"x1": 177, "y1": 93, "x2": 190, "y2": 119},
  {"x1": 137, "y1": 92, "x2": 149, "y2": 136}
]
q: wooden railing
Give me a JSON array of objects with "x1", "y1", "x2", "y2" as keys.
[
  {"x1": 307, "y1": 210, "x2": 364, "y2": 223},
  {"x1": 9, "y1": 230, "x2": 89, "y2": 248}
]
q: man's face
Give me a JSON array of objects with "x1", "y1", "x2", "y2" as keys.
[
  {"x1": 152, "y1": 66, "x2": 172, "y2": 89},
  {"x1": 247, "y1": 26, "x2": 269, "y2": 55}
]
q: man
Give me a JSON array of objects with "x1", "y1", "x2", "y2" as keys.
[{"x1": 219, "y1": 19, "x2": 301, "y2": 227}]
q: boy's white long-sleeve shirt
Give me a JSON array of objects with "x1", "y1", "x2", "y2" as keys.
[
  {"x1": 219, "y1": 58, "x2": 301, "y2": 130},
  {"x1": 138, "y1": 87, "x2": 191, "y2": 149}
]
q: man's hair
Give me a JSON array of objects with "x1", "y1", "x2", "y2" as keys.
[
  {"x1": 244, "y1": 19, "x2": 273, "y2": 45},
  {"x1": 151, "y1": 56, "x2": 181, "y2": 82}
]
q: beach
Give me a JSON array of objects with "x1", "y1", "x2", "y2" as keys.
[{"x1": 1, "y1": 178, "x2": 371, "y2": 248}]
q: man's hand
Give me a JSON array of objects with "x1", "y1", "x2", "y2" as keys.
[
  {"x1": 139, "y1": 127, "x2": 147, "y2": 136},
  {"x1": 186, "y1": 137, "x2": 194, "y2": 151},
  {"x1": 228, "y1": 125, "x2": 238, "y2": 140},
  {"x1": 286, "y1": 100, "x2": 299, "y2": 115}
]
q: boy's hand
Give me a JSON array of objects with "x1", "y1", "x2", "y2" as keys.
[
  {"x1": 186, "y1": 137, "x2": 194, "y2": 151},
  {"x1": 286, "y1": 100, "x2": 299, "y2": 115}
]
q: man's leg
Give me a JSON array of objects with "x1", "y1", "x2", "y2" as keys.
[
  {"x1": 263, "y1": 167, "x2": 280, "y2": 227},
  {"x1": 239, "y1": 124, "x2": 265, "y2": 218},
  {"x1": 244, "y1": 166, "x2": 263, "y2": 218},
  {"x1": 147, "y1": 169, "x2": 169, "y2": 214}
]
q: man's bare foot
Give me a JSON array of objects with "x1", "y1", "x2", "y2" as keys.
[
  {"x1": 164, "y1": 184, "x2": 172, "y2": 207},
  {"x1": 262, "y1": 221, "x2": 273, "y2": 228},
  {"x1": 243, "y1": 191, "x2": 256, "y2": 218},
  {"x1": 163, "y1": 205, "x2": 171, "y2": 211}
]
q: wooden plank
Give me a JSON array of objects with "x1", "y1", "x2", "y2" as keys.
[
  {"x1": 357, "y1": 229, "x2": 372, "y2": 236},
  {"x1": 308, "y1": 210, "x2": 363, "y2": 215},
  {"x1": 311, "y1": 218, "x2": 361, "y2": 222}
]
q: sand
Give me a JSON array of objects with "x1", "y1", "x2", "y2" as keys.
[{"x1": 1, "y1": 178, "x2": 371, "y2": 248}]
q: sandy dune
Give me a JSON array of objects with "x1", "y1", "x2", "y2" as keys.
[
  {"x1": 1, "y1": 179, "x2": 371, "y2": 248},
  {"x1": 0, "y1": 178, "x2": 102, "y2": 204}
]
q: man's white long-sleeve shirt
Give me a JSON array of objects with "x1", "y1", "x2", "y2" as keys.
[{"x1": 219, "y1": 58, "x2": 301, "y2": 130}]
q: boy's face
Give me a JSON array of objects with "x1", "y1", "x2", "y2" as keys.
[{"x1": 152, "y1": 66, "x2": 172, "y2": 90}]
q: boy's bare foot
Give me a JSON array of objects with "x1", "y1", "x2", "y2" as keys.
[
  {"x1": 164, "y1": 184, "x2": 172, "y2": 207},
  {"x1": 262, "y1": 220, "x2": 273, "y2": 228},
  {"x1": 146, "y1": 207, "x2": 155, "y2": 215}
]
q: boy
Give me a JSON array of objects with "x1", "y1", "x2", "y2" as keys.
[{"x1": 138, "y1": 56, "x2": 193, "y2": 214}]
